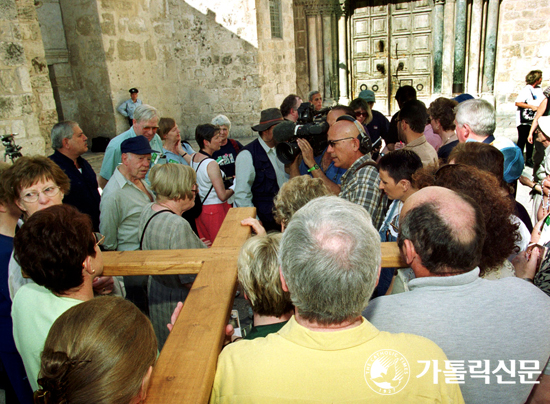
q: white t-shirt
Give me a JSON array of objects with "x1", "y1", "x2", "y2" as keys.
[{"x1": 515, "y1": 85, "x2": 544, "y2": 126}]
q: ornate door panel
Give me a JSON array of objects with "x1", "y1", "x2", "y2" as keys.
[{"x1": 351, "y1": 0, "x2": 433, "y2": 115}]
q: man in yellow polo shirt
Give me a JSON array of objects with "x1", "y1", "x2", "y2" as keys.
[{"x1": 210, "y1": 196, "x2": 463, "y2": 403}]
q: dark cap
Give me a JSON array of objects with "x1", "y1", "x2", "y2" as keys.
[
  {"x1": 121, "y1": 136, "x2": 158, "y2": 155},
  {"x1": 251, "y1": 108, "x2": 284, "y2": 132},
  {"x1": 453, "y1": 93, "x2": 474, "y2": 104},
  {"x1": 129, "y1": 88, "x2": 139, "y2": 94}
]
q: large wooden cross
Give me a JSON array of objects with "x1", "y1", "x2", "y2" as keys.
[{"x1": 101, "y1": 207, "x2": 406, "y2": 403}]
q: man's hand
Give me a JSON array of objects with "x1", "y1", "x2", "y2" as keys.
[
  {"x1": 512, "y1": 249, "x2": 540, "y2": 279},
  {"x1": 241, "y1": 218, "x2": 267, "y2": 236},
  {"x1": 92, "y1": 276, "x2": 115, "y2": 295},
  {"x1": 296, "y1": 138, "x2": 316, "y2": 168}
]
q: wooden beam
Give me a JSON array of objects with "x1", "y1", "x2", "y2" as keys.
[
  {"x1": 101, "y1": 243, "x2": 406, "y2": 277},
  {"x1": 145, "y1": 207, "x2": 255, "y2": 404},
  {"x1": 381, "y1": 242, "x2": 407, "y2": 268},
  {"x1": 101, "y1": 248, "x2": 240, "y2": 276}
]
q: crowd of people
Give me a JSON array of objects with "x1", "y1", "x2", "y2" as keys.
[{"x1": 2, "y1": 81, "x2": 550, "y2": 403}]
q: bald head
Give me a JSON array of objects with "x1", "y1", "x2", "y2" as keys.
[
  {"x1": 327, "y1": 120, "x2": 363, "y2": 169},
  {"x1": 399, "y1": 186, "x2": 486, "y2": 274}
]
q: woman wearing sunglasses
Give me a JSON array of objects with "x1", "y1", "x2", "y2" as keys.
[{"x1": 11, "y1": 204, "x2": 105, "y2": 392}]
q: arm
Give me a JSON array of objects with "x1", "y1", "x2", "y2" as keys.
[
  {"x1": 99, "y1": 142, "x2": 120, "y2": 182},
  {"x1": 297, "y1": 138, "x2": 341, "y2": 195},
  {"x1": 529, "y1": 98, "x2": 548, "y2": 144},
  {"x1": 98, "y1": 176, "x2": 108, "y2": 189},
  {"x1": 207, "y1": 161, "x2": 234, "y2": 202},
  {"x1": 234, "y1": 151, "x2": 255, "y2": 207},
  {"x1": 99, "y1": 191, "x2": 121, "y2": 251},
  {"x1": 117, "y1": 100, "x2": 129, "y2": 117}
]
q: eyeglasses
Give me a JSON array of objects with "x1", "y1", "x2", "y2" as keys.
[
  {"x1": 20, "y1": 186, "x2": 60, "y2": 203},
  {"x1": 355, "y1": 111, "x2": 368, "y2": 118},
  {"x1": 327, "y1": 137, "x2": 355, "y2": 148},
  {"x1": 93, "y1": 232, "x2": 105, "y2": 246}
]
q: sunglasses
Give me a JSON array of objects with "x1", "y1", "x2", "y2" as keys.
[
  {"x1": 355, "y1": 111, "x2": 368, "y2": 118},
  {"x1": 327, "y1": 137, "x2": 355, "y2": 148}
]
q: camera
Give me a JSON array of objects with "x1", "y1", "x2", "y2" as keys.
[
  {"x1": 274, "y1": 103, "x2": 331, "y2": 165},
  {"x1": 2, "y1": 134, "x2": 22, "y2": 163}
]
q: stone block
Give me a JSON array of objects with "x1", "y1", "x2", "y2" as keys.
[
  {"x1": 17, "y1": 5, "x2": 36, "y2": 21},
  {"x1": 0, "y1": 0, "x2": 17, "y2": 21},
  {"x1": 144, "y1": 38, "x2": 156, "y2": 61},
  {"x1": 117, "y1": 39, "x2": 141, "y2": 61},
  {"x1": 523, "y1": 44, "x2": 537, "y2": 57},
  {"x1": 101, "y1": 13, "x2": 116, "y2": 36},
  {"x1": 0, "y1": 68, "x2": 18, "y2": 93},
  {"x1": 39, "y1": 92, "x2": 55, "y2": 111},
  {"x1": 30, "y1": 74, "x2": 49, "y2": 88},
  {"x1": 529, "y1": 19, "x2": 546, "y2": 31},
  {"x1": 15, "y1": 66, "x2": 31, "y2": 93},
  {"x1": 511, "y1": 32, "x2": 524, "y2": 42},
  {"x1": 0, "y1": 41, "x2": 24, "y2": 66},
  {"x1": 21, "y1": 93, "x2": 33, "y2": 114},
  {"x1": 128, "y1": 17, "x2": 147, "y2": 34}
]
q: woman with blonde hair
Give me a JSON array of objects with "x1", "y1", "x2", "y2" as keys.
[
  {"x1": 35, "y1": 296, "x2": 157, "y2": 404},
  {"x1": 139, "y1": 163, "x2": 207, "y2": 349}
]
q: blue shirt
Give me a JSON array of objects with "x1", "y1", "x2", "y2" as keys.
[
  {"x1": 117, "y1": 98, "x2": 142, "y2": 119},
  {"x1": 49, "y1": 150, "x2": 101, "y2": 231},
  {"x1": 299, "y1": 148, "x2": 347, "y2": 184}
]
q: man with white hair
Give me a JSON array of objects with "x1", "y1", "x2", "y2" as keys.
[
  {"x1": 99, "y1": 104, "x2": 164, "y2": 188},
  {"x1": 210, "y1": 196, "x2": 463, "y2": 403}
]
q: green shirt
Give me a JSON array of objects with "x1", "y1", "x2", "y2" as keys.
[
  {"x1": 11, "y1": 283, "x2": 82, "y2": 391},
  {"x1": 244, "y1": 321, "x2": 287, "y2": 340}
]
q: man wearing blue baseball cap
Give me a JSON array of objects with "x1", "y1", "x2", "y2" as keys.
[{"x1": 99, "y1": 135, "x2": 158, "y2": 314}]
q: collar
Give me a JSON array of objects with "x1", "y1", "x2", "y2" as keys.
[
  {"x1": 341, "y1": 153, "x2": 373, "y2": 181},
  {"x1": 406, "y1": 135, "x2": 427, "y2": 147},
  {"x1": 112, "y1": 166, "x2": 149, "y2": 191},
  {"x1": 408, "y1": 267, "x2": 481, "y2": 290},
  {"x1": 279, "y1": 315, "x2": 380, "y2": 351},
  {"x1": 53, "y1": 149, "x2": 82, "y2": 167},
  {"x1": 257, "y1": 136, "x2": 275, "y2": 153}
]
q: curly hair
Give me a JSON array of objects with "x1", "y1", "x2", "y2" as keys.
[
  {"x1": 414, "y1": 164, "x2": 519, "y2": 276},
  {"x1": 7, "y1": 156, "x2": 70, "y2": 202},
  {"x1": 13, "y1": 205, "x2": 96, "y2": 294},
  {"x1": 36, "y1": 296, "x2": 157, "y2": 404},
  {"x1": 428, "y1": 97, "x2": 458, "y2": 131},
  {"x1": 273, "y1": 176, "x2": 331, "y2": 227}
]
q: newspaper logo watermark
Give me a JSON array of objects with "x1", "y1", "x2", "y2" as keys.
[
  {"x1": 364, "y1": 349, "x2": 410, "y2": 395},
  {"x1": 417, "y1": 360, "x2": 541, "y2": 384}
]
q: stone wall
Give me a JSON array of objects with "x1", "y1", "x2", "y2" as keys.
[
  {"x1": 0, "y1": 0, "x2": 56, "y2": 156},
  {"x1": 293, "y1": 3, "x2": 309, "y2": 100},
  {"x1": 494, "y1": 0, "x2": 550, "y2": 139},
  {"x1": 256, "y1": 0, "x2": 297, "y2": 110},
  {"x1": 88, "y1": 0, "x2": 296, "y2": 140}
]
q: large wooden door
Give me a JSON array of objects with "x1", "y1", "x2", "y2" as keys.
[{"x1": 351, "y1": 0, "x2": 433, "y2": 115}]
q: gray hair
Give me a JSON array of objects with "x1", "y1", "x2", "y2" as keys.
[
  {"x1": 51, "y1": 121, "x2": 78, "y2": 150},
  {"x1": 308, "y1": 90, "x2": 320, "y2": 102},
  {"x1": 211, "y1": 114, "x2": 231, "y2": 131},
  {"x1": 279, "y1": 196, "x2": 381, "y2": 325},
  {"x1": 134, "y1": 104, "x2": 159, "y2": 123},
  {"x1": 454, "y1": 99, "x2": 496, "y2": 138}
]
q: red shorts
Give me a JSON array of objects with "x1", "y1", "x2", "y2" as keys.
[{"x1": 195, "y1": 202, "x2": 231, "y2": 244}]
